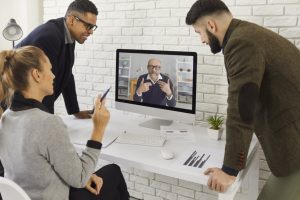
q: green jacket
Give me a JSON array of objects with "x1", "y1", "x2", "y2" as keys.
[{"x1": 223, "y1": 19, "x2": 300, "y2": 177}]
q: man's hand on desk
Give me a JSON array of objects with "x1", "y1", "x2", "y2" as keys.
[
  {"x1": 85, "y1": 174, "x2": 103, "y2": 195},
  {"x1": 204, "y1": 167, "x2": 236, "y2": 193},
  {"x1": 73, "y1": 110, "x2": 92, "y2": 119}
]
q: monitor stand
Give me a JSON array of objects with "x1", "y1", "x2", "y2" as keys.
[{"x1": 139, "y1": 118, "x2": 173, "y2": 130}]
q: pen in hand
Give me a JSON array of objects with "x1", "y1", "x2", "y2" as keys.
[{"x1": 91, "y1": 87, "x2": 111, "y2": 114}]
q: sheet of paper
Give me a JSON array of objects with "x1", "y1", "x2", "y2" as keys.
[{"x1": 62, "y1": 116, "x2": 120, "y2": 148}]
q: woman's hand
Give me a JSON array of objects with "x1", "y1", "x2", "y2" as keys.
[
  {"x1": 93, "y1": 96, "x2": 110, "y2": 126},
  {"x1": 92, "y1": 96, "x2": 110, "y2": 141},
  {"x1": 85, "y1": 174, "x2": 103, "y2": 195}
]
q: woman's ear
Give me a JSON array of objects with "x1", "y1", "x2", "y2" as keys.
[{"x1": 31, "y1": 69, "x2": 41, "y2": 83}]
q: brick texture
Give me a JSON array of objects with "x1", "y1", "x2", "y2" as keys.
[{"x1": 44, "y1": 0, "x2": 300, "y2": 199}]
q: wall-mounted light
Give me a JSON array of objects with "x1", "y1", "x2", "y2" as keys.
[{"x1": 2, "y1": 19, "x2": 23, "y2": 48}]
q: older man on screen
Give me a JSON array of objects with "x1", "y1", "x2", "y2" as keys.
[{"x1": 133, "y1": 58, "x2": 176, "y2": 107}]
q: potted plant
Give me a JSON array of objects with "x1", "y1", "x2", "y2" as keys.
[{"x1": 207, "y1": 114, "x2": 224, "y2": 140}]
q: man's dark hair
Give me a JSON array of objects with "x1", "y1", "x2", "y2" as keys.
[
  {"x1": 186, "y1": 0, "x2": 230, "y2": 25},
  {"x1": 66, "y1": 0, "x2": 98, "y2": 16}
]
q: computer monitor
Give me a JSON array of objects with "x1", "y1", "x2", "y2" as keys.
[{"x1": 115, "y1": 49, "x2": 197, "y2": 129}]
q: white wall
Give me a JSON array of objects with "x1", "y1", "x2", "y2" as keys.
[
  {"x1": 46, "y1": 1, "x2": 299, "y2": 199},
  {"x1": 12, "y1": 0, "x2": 300, "y2": 199},
  {"x1": 0, "y1": 0, "x2": 42, "y2": 50}
]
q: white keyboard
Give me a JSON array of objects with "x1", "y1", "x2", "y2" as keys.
[{"x1": 116, "y1": 133, "x2": 166, "y2": 147}]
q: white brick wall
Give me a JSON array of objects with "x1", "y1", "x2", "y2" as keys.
[{"x1": 42, "y1": 0, "x2": 300, "y2": 199}]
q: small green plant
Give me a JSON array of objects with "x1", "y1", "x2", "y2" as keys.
[{"x1": 207, "y1": 114, "x2": 224, "y2": 130}]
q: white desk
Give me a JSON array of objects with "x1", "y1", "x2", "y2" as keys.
[{"x1": 62, "y1": 110, "x2": 259, "y2": 200}]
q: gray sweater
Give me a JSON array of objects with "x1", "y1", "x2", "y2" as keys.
[{"x1": 0, "y1": 108, "x2": 101, "y2": 200}]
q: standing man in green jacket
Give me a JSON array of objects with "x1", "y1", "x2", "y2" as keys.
[{"x1": 186, "y1": 0, "x2": 300, "y2": 199}]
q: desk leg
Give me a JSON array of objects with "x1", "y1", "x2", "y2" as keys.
[{"x1": 218, "y1": 148, "x2": 259, "y2": 200}]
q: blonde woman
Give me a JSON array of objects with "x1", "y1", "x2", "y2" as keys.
[{"x1": 0, "y1": 46, "x2": 129, "y2": 200}]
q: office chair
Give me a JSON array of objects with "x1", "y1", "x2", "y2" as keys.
[{"x1": 0, "y1": 177, "x2": 31, "y2": 200}]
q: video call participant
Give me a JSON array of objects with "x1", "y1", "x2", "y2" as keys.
[
  {"x1": 16, "y1": 0, "x2": 98, "y2": 119},
  {"x1": 186, "y1": 0, "x2": 300, "y2": 199},
  {"x1": 133, "y1": 58, "x2": 176, "y2": 107},
  {"x1": 0, "y1": 46, "x2": 129, "y2": 200}
]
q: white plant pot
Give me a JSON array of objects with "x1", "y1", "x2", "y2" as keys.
[{"x1": 207, "y1": 128, "x2": 223, "y2": 140}]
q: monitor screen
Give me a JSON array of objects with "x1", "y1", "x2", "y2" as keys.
[{"x1": 115, "y1": 49, "x2": 197, "y2": 128}]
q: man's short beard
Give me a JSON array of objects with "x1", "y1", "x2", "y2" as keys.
[{"x1": 206, "y1": 29, "x2": 222, "y2": 54}]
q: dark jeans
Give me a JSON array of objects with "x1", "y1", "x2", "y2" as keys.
[{"x1": 69, "y1": 164, "x2": 129, "y2": 200}]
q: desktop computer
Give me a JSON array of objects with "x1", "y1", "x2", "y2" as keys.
[{"x1": 115, "y1": 49, "x2": 197, "y2": 129}]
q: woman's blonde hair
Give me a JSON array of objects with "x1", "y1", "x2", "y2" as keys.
[{"x1": 0, "y1": 46, "x2": 47, "y2": 116}]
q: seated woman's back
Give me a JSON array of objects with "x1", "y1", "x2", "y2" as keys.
[
  {"x1": 0, "y1": 46, "x2": 125, "y2": 200},
  {"x1": 0, "y1": 107, "x2": 98, "y2": 199}
]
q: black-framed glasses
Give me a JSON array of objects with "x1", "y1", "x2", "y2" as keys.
[
  {"x1": 73, "y1": 15, "x2": 97, "y2": 31},
  {"x1": 148, "y1": 65, "x2": 161, "y2": 70}
]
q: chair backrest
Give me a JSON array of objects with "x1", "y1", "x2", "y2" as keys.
[{"x1": 0, "y1": 177, "x2": 31, "y2": 200}]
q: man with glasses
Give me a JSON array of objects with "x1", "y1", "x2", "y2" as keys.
[
  {"x1": 16, "y1": 0, "x2": 97, "y2": 118},
  {"x1": 12, "y1": 2, "x2": 131, "y2": 199},
  {"x1": 133, "y1": 58, "x2": 176, "y2": 107}
]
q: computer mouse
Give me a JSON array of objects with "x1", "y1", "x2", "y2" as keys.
[{"x1": 161, "y1": 149, "x2": 174, "y2": 160}]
